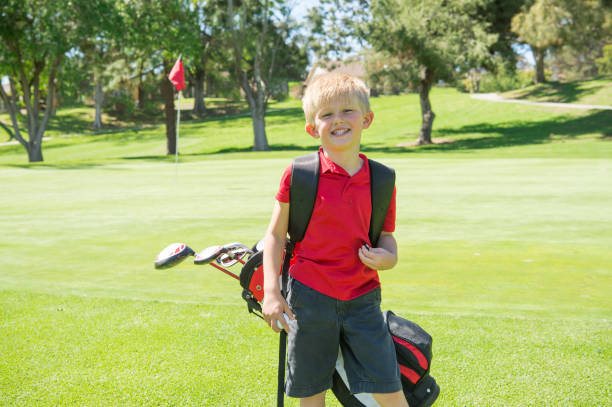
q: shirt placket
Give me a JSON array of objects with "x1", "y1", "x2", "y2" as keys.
[{"x1": 341, "y1": 175, "x2": 353, "y2": 205}]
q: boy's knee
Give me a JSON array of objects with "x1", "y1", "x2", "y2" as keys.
[
  {"x1": 299, "y1": 390, "x2": 326, "y2": 407},
  {"x1": 372, "y1": 390, "x2": 409, "y2": 407}
]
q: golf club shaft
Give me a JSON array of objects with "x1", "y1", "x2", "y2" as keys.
[{"x1": 209, "y1": 262, "x2": 240, "y2": 280}]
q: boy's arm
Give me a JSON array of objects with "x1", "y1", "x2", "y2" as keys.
[
  {"x1": 262, "y1": 200, "x2": 294, "y2": 332},
  {"x1": 358, "y1": 231, "x2": 398, "y2": 270}
]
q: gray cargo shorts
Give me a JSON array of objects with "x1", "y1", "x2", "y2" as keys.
[{"x1": 285, "y1": 278, "x2": 402, "y2": 398}]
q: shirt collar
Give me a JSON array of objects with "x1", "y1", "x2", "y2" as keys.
[{"x1": 318, "y1": 147, "x2": 369, "y2": 178}]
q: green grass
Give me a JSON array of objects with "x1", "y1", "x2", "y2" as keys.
[
  {"x1": 501, "y1": 76, "x2": 612, "y2": 106},
  {"x1": 1, "y1": 88, "x2": 611, "y2": 406},
  {"x1": 2, "y1": 88, "x2": 611, "y2": 167}
]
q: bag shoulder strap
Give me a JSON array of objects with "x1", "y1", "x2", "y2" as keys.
[
  {"x1": 288, "y1": 152, "x2": 320, "y2": 243},
  {"x1": 278, "y1": 152, "x2": 319, "y2": 407},
  {"x1": 288, "y1": 153, "x2": 395, "y2": 248},
  {"x1": 368, "y1": 159, "x2": 396, "y2": 247}
]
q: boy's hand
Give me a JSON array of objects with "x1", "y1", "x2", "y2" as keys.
[
  {"x1": 262, "y1": 291, "x2": 294, "y2": 333},
  {"x1": 359, "y1": 243, "x2": 397, "y2": 270}
]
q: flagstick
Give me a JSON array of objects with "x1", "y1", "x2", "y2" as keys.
[{"x1": 174, "y1": 90, "x2": 181, "y2": 187}]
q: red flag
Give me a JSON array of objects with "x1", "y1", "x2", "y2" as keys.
[{"x1": 168, "y1": 57, "x2": 185, "y2": 91}]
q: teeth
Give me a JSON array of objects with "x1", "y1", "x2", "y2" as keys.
[{"x1": 332, "y1": 129, "x2": 349, "y2": 136}]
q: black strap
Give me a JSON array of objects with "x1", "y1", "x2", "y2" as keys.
[
  {"x1": 277, "y1": 330, "x2": 287, "y2": 407},
  {"x1": 368, "y1": 159, "x2": 396, "y2": 247},
  {"x1": 277, "y1": 240, "x2": 294, "y2": 407},
  {"x1": 288, "y1": 152, "x2": 319, "y2": 243},
  {"x1": 279, "y1": 151, "x2": 319, "y2": 406}
]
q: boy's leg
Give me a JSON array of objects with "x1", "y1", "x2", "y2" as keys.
[
  {"x1": 286, "y1": 279, "x2": 340, "y2": 398},
  {"x1": 372, "y1": 390, "x2": 409, "y2": 407},
  {"x1": 299, "y1": 391, "x2": 326, "y2": 407},
  {"x1": 340, "y1": 287, "x2": 403, "y2": 395}
]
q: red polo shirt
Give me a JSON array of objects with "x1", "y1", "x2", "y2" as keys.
[{"x1": 275, "y1": 148, "x2": 396, "y2": 300}]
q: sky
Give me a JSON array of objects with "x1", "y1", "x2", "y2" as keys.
[{"x1": 290, "y1": 0, "x2": 535, "y2": 69}]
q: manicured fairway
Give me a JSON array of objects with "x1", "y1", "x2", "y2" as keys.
[{"x1": 1, "y1": 89, "x2": 611, "y2": 405}]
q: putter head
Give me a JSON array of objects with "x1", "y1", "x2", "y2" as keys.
[
  {"x1": 216, "y1": 242, "x2": 252, "y2": 267},
  {"x1": 194, "y1": 245, "x2": 224, "y2": 265},
  {"x1": 154, "y1": 243, "x2": 195, "y2": 269}
]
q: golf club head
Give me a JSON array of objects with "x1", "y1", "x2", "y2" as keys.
[
  {"x1": 194, "y1": 245, "x2": 224, "y2": 265},
  {"x1": 216, "y1": 242, "x2": 252, "y2": 267},
  {"x1": 154, "y1": 243, "x2": 195, "y2": 269},
  {"x1": 252, "y1": 238, "x2": 264, "y2": 253}
]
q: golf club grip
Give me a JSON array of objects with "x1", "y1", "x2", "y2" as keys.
[{"x1": 276, "y1": 313, "x2": 291, "y2": 330}]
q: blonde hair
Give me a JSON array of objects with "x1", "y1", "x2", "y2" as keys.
[{"x1": 302, "y1": 72, "x2": 371, "y2": 126}]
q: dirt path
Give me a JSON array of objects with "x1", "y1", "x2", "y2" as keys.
[{"x1": 470, "y1": 93, "x2": 612, "y2": 110}]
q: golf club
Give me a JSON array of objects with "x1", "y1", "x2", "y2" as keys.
[
  {"x1": 154, "y1": 241, "x2": 289, "y2": 330},
  {"x1": 154, "y1": 243, "x2": 195, "y2": 269},
  {"x1": 193, "y1": 245, "x2": 224, "y2": 265}
]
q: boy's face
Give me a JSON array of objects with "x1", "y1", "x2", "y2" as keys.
[{"x1": 305, "y1": 97, "x2": 373, "y2": 153}]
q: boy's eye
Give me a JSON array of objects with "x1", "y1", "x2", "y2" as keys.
[
  {"x1": 321, "y1": 113, "x2": 332, "y2": 118},
  {"x1": 343, "y1": 109, "x2": 353, "y2": 113}
]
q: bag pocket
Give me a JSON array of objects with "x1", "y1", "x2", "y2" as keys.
[{"x1": 384, "y1": 311, "x2": 433, "y2": 390}]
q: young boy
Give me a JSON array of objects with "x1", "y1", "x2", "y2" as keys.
[{"x1": 262, "y1": 72, "x2": 408, "y2": 407}]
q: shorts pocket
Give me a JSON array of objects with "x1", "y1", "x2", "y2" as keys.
[{"x1": 287, "y1": 277, "x2": 302, "y2": 309}]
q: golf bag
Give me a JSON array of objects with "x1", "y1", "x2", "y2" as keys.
[
  {"x1": 331, "y1": 311, "x2": 439, "y2": 407},
  {"x1": 239, "y1": 152, "x2": 440, "y2": 407},
  {"x1": 240, "y1": 253, "x2": 440, "y2": 407}
]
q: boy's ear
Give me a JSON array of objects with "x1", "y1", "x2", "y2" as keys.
[
  {"x1": 305, "y1": 123, "x2": 319, "y2": 139},
  {"x1": 362, "y1": 111, "x2": 374, "y2": 129}
]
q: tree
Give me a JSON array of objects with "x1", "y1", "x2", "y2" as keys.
[
  {"x1": 550, "y1": 0, "x2": 612, "y2": 79},
  {"x1": 79, "y1": 2, "x2": 125, "y2": 129},
  {"x1": 366, "y1": 0, "x2": 497, "y2": 145},
  {"x1": 0, "y1": 0, "x2": 111, "y2": 162},
  {"x1": 122, "y1": 0, "x2": 198, "y2": 155},
  {"x1": 512, "y1": 0, "x2": 612, "y2": 83},
  {"x1": 473, "y1": 0, "x2": 529, "y2": 72},
  {"x1": 226, "y1": 0, "x2": 306, "y2": 151},
  {"x1": 596, "y1": 44, "x2": 612, "y2": 74},
  {"x1": 511, "y1": 0, "x2": 571, "y2": 83},
  {"x1": 184, "y1": 1, "x2": 225, "y2": 117}
]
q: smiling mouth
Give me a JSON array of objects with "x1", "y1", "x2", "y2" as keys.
[{"x1": 331, "y1": 128, "x2": 350, "y2": 136}]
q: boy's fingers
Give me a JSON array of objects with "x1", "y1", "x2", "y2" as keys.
[
  {"x1": 284, "y1": 305, "x2": 295, "y2": 320},
  {"x1": 279, "y1": 314, "x2": 291, "y2": 333},
  {"x1": 359, "y1": 247, "x2": 376, "y2": 262}
]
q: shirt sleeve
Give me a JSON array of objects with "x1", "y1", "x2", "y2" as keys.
[
  {"x1": 381, "y1": 186, "x2": 396, "y2": 233},
  {"x1": 275, "y1": 164, "x2": 292, "y2": 203}
]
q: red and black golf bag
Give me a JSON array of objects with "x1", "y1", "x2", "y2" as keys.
[{"x1": 239, "y1": 152, "x2": 440, "y2": 407}]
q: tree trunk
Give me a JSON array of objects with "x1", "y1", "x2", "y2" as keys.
[
  {"x1": 533, "y1": 47, "x2": 546, "y2": 84},
  {"x1": 138, "y1": 61, "x2": 146, "y2": 109},
  {"x1": 93, "y1": 79, "x2": 103, "y2": 129},
  {"x1": 252, "y1": 105, "x2": 269, "y2": 151},
  {"x1": 192, "y1": 68, "x2": 207, "y2": 116},
  {"x1": 228, "y1": 0, "x2": 271, "y2": 152},
  {"x1": 161, "y1": 61, "x2": 177, "y2": 155},
  {"x1": 27, "y1": 141, "x2": 43, "y2": 162},
  {"x1": 416, "y1": 68, "x2": 435, "y2": 145},
  {"x1": 138, "y1": 84, "x2": 146, "y2": 110}
]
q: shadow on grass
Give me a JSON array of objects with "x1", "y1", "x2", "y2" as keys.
[
  {"x1": 430, "y1": 109, "x2": 612, "y2": 151},
  {"x1": 2, "y1": 162, "x2": 109, "y2": 170},
  {"x1": 5, "y1": 108, "x2": 610, "y2": 168},
  {"x1": 509, "y1": 81, "x2": 603, "y2": 104},
  {"x1": 120, "y1": 109, "x2": 611, "y2": 160},
  {"x1": 44, "y1": 113, "x2": 93, "y2": 135},
  {"x1": 360, "y1": 109, "x2": 612, "y2": 154}
]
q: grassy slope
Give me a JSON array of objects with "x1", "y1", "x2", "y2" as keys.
[
  {"x1": 1, "y1": 87, "x2": 611, "y2": 166},
  {"x1": 1, "y1": 89, "x2": 611, "y2": 406},
  {"x1": 501, "y1": 76, "x2": 612, "y2": 106}
]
